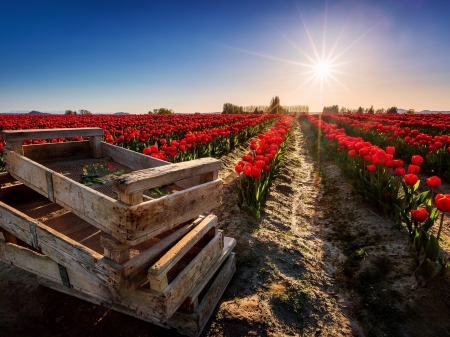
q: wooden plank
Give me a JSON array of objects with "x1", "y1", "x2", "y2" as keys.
[
  {"x1": 117, "y1": 191, "x2": 143, "y2": 206},
  {"x1": 123, "y1": 217, "x2": 204, "y2": 278},
  {"x1": 184, "y1": 236, "x2": 236, "y2": 308},
  {"x1": 113, "y1": 158, "x2": 222, "y2": 195},
  {"x1": 102, "y1": 142, "x2": 170, "y2": 170},
  {"x1": 3, "y1": 148, "x2": 50, "y2": 198},
  {"x1": 0, "y1": 241, "x2": 62, "y2": 282},
  {"x1": 8, "y1": 141, "x2": 23, "y2": 154},
  {"x1": 126, "y1": 179, "x2": 222, "y2": 244},
  {"x1": 89, "y1": 135, "x2": 102, "y2": 158},
  {"x1": 1, "y1": 127, "x2": 103, "y2": 142},
  {"x1": 167, "y1": 253, "x2": 236, "y2": 337},
  {"x1": 100, "y1": 233, "x2": 130, "y2": 264},
  {"x1": 0, "y1": 200, "x2": 123, "y2": 293},
  {"x1": 22, "y1": 141, "x2": 90, "y2": 162},
  {"x1": 148, "y1": 214, "x2": 217, "y2": 281},
  {"x1": 162, "y1": 231, "x2": 223, "y2": 319},
  {"x1": 51, "y1": 171, "x2": 128, "y2": 242}
]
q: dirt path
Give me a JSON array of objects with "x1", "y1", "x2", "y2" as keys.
[{"x1": 2, "y1": 120, "x2": 450, "y2": 337}]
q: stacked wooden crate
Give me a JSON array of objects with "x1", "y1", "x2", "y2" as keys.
[{"x1": 0, "y1": 128, "x2": 236, "y2": 337}]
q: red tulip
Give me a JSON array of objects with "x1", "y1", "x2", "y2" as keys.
[
  {"x1": 407, "y1": 164, "x2": 420, "y2": 174},
  {"x1": 411, "y1": 208, "x2": 429, "y2": 223},
  {"x1": 411, "y1": 155, "x2": 423, "y2": 166},
  {"x1": 348, "y1": 150, "x2": 356, "y2": 157},
  {"x1": 386, "y1": 146, "x2": 395, "y2": 155},
  {"x1": 426, "y1": 176, "x2": 442, "y2": 189},
  {"x1": 251, "y1": 167, "x2": 261, "y2": 178},
  {"x1": 243, "y1": 165, "x2": 252, "y2": 176},
  {"x1": 143, "y1": 147, "x2": 151, "y2": 155},
  {"x1": 235, "y1": 165, "x2": 243, "y2": 173},
  {"x1": 366, "y1": 164, "x2": 376, "y2": 172},
  {"x1": 394, "y1": 167, "x2": 405, "y2": 176},
  {"x1": 435, "y1": 194, "x2": 450, "y2": 212},
  {"x1": 404, "y1": 174, "x2": 418, "y2": 186}
]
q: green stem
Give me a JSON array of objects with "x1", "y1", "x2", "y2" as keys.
[{"x1": 437, "y1": 212, "x2": 445, "y2": 241}]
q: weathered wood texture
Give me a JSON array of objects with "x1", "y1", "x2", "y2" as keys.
[
  {"x1": 113, "y1": 158, "x2": 221, "y2": 194},
  {"x1": 4, "y1": 141, "x2": 223, "y2": 244},
  {"x1": 1, "y1": 127, "x2": 103, "y2": 142},
  {"x1": 23, "y1": 141, "x2": 90, "y2": 162},
  {"x1": 127, "y1": 179, "x2": 222, "y2": 244},
  {"x1": 183, "y1": 235, "x2": 235, "y2": 309},
  {"x1": 166, "y1": 253, "x2": 236, "y2": 337},
  {"x1": 102, "y1": 142, "x2": 169, "y2": 170},
  {"x1": 0, "y1": 200, "x2": 123, "y2": 293},
  {"x1": 51, "y1": 171, "x2": 128, "y2": 241},
  {"x1": 3, "y1": 148, "x2": 52, "y2": 199},
  {"x1": 0, "y1": 231, "x2": 236, "y2": 323}
]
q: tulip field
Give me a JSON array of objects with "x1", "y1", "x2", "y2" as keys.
[
  {"x1": 302, "y1": 113, "x2": 450, "y2": 286},
  {"x1": 3, "y1": 112, "x2": 450, "y2": 336}
]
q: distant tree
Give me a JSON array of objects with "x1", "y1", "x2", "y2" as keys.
[
  {"x1": 323, "y1": 105, "x2": 339, "y2": 114},
  {"x1": 375, "y1": 108, "x2": 385, "y2": 114},
  {"x1": 356, "y1": 106, "x2": 364, "y2": 114},
  {"x1": 150, "y1": 108, "x2": 174, "y2": 114},
  {"x1": 406, "y1": 108, "x2": 415, "y2": 114},
  {"x1": 222, "y1": 103, "x2": 243, "y2": 114},
  {"x1": 269, "y1": 96, "x2": 281, "y2": 114},
  {"x1": 78, "y1": 109, "x2": 92, "y2": 115},
  {"x1": 367, "y1": 105, "x2": 374, "y2": 114},
  {"x1": 386, "y1": 106, "x2": 398, "y2": 114},
  {"x1": 65, "y1": 110, "x2": 77, "y2": 115}
]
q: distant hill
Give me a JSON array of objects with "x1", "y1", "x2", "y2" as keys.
[
  {"x1": 114, "y1": 112, "x2": 130, "y2": 115},
  {"x1": 398, "y1": 109, "x2": 450, "y2": 114},
  {"x1": 28, "y1": 110, "x2": 49, "y2": 114}
]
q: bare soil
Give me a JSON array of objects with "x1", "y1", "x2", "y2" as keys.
[{"x1": 2, "y1": 120, "x2": 450, "y2": 336}]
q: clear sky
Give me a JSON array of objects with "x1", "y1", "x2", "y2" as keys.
[{"x1": 1, "y1": 0, "x2": 450, "y2": 113}]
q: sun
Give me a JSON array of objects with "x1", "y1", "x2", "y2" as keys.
[{"x1": 315, "y1": 61, "x2": 331, "y2": 78}]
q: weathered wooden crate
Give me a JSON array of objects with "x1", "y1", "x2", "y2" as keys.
[
  {"x1": 0, "y1": 127, "x2": 236, "y2": 335},
  {"x1": 1, "y1": 128, "x2": 223, "y2": 245},
  {"x1": 0, "y1": 181, "x2": 232, "y2": 303},
  {"x1": 0, "y1": 181, "x2": 235, "y2": 330},
  {"x1": 0, "y1": 237, "x2": 235, "y2": 337}
]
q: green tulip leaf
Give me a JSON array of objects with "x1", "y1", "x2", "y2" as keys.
[
  {"x1": 425, "y1": 234, "x2": 440, "y2": 261},
  {"x1": 415, "y1": 258, "x2": 442, "y2": 287}
]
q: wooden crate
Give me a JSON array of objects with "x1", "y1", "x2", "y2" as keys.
[
  {"x1": 0, "y1": 127, "x2": 237, "y2": 336},
  {"x1": 0, "y1": 236, "x2": 235, "y2": 334},
  {"x1": 0, "y1": 183, "x2": 229, "y2": 305},
  {"x1": 1, "y1": 128, "x2": 223, "y2": 245}
]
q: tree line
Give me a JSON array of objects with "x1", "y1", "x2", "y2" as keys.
[
  {"x1": 322, "y1": 105, "x2": 399, "y2": 114},
  {"x1": 222, "y1": 96, "x2": 309, "y2": 114}
]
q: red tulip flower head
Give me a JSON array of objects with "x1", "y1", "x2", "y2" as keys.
[
  {"x1": 235, "y1": 165, "x2": 243, "y2": 173},
  {"x1": 394, "y1": 167, "x2": 405, "y2": 177},
  {"x1": 411, "y1": 155, "x2": 424, "y2": 166},
  {"x1": 366, "y1": 164, "x2": 376, "y2": 172},
  {"x1": 404, "y1": 174, "x2": 419, "y2": 186},
  {"x1": 426, "y1": 176, "x2": 442, "y2": 189},
  {"x1": 407, "y1": 164, "x2": 420, "y2": 174},
  {"x1": 435, "y1": 194, "x2": 450, "y2": 212},
  {"x1": 386, "y1": 146, "x2": 395, "y2": 155},
  {"x1": 411, "y1": 208, "x2": 429, "y2": 223}
]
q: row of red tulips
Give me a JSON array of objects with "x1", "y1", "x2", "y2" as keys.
[
  {"x1": 321, "y1": 114, "x2": 450, "y2": 179},
  {"x1": 234, "y1": 115, "x2": 293, "y2": 219},
  {"x1": 0, "y1": 114, "x2": 279, "y2": 170},
  {"x1": 302, "y1": 114, "x2": 450, "y2": 286}
]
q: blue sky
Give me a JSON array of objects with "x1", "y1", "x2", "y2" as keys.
[{"x1": 1, "y1": 0, "x2": 450, "y2": 113}]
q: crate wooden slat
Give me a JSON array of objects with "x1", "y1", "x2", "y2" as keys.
[
  {"x1": 0, "y1": 237, "x2": 235, "y2": 332},
  {"x1": 0, "y1": 188, "x2": 223, "y2": 302},
  {"x1": 2, "y1": 143, "x2": 222, "y2": 245}
]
